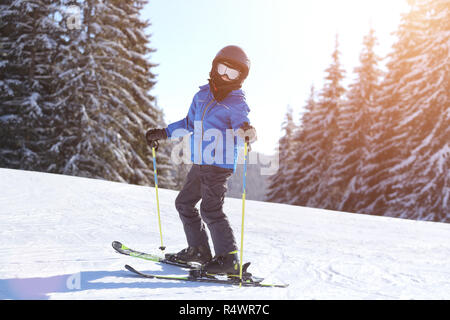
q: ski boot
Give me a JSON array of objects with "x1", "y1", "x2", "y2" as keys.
[
  {"x1": 165, "y1": 245, "x2": 212, "y2": 265},
  {"x1": 202, "y1": 251, "x2": 241, "y2": 276},
  {"x1": 189, "y1": 251, "x2": 255, "y2": 283}
]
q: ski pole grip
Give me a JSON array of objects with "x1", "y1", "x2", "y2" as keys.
[
  {"x1": 149, "y1": 140, "x2": 159, "y2": 151},
  {"x1": 245, "y1": 136, "x2": 251, "y2": 152}
]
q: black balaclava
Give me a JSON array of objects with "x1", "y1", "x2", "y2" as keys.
[{"x1": 208, "y1": 46, "x2": 250, "y2": 102}]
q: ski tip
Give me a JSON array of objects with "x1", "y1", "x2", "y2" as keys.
[
  {"x1": 112, "y1": 241, "x2": 122, "y2": 249},
  {"x1": 124, "y1": 264, "x2": 134, "y2": 272}
]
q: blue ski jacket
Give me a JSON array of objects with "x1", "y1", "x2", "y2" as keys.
[{"x1": 165, "y1": 83, "x2": 251, "y2": 171}]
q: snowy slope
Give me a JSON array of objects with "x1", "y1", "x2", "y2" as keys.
[{"x1": 0, "y1": 168, "x2": 449, "y2": 300}]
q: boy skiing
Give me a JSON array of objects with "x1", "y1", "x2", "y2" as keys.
[{"x1": 145, "y1": 45, "x2": 257, "y2": 275}]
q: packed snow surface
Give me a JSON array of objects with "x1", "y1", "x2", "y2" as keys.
[{"x1": 0, "y1": 168, "x2": 449, "y2": 299}]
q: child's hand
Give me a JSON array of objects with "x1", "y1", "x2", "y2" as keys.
[
  {"x1": 146, "y1": 128, "x2": 167, "y2": 145},
  {"x1": 236, "y1": 122, "x2": 257, "y2": 143}
]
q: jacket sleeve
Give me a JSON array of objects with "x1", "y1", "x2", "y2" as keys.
[
  {"x1": 229, "y1": 99, "x2": 250, "y2": 131},
  {"x1": 229, "y1": 98, "x2": 251, "y2": 147},
  {"x1": 165, "y1": 96, "x2": 196, "y2": 138}
]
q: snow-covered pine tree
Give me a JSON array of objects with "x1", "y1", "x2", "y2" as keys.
[
  {"x1": 287, "y1": 86, "x2": 323, "y2": 207},
  {"x1": 52, "y1": 0, "x2": 174, "y2": 188},
  {"x1": 0, "y1": 0, "x2": 24, "y2": 168},
  {"x1": 47, "y1": 0, "x2": 87, "y2": 174},
  {"x1": 357, "y1": 3, "x2": 426, "y2": 216},
  {"x1": 50, "y1": 0, "x2": 125, "y2": 181},
  {"x1": 308, "y1": 35, "x2": 346, "y2": 209},
  {"x1": 0, "y1": 0, "x2": 59, "y2": 171},
  {"x1": 359, "y1": 0, "x2": 449, "y2": 222},
  {"x1": 265, "y1": 106, "x2": 296, "y2": 204},
  {"x1": 330, "y1": 28, "x2": 383, "y2": 213},
  {"x1": 98, "y1": 0, "x2": 174, "y2": 188},
  {"x1": 383, "y1": 0, "x2": 449, "y2": 221}
]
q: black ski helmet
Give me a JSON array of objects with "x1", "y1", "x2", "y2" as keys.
[{"x1": 212, "y1": 45, "x2": 251, "y2": 81}]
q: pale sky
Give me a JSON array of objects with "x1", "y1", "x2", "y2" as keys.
[{"x1": 142, "y1": 0, "x2": 410, "y2": 155}]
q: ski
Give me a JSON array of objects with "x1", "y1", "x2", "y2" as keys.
[
  {"x1": 112, "y1": 241, "x2": 195, "y2": 269},
  {"x1": 124, "y1": 264, "x2": 289, "y2": 288},
  {"x1": 113, "y1": 241, "x2": 289, "y2": 288}
]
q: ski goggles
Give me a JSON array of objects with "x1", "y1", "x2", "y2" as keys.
[{"x1": 217, "y1": 62, "x2": 241, "y2": 80}]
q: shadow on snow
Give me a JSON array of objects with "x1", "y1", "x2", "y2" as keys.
[{"x1": 0, "y1": 265, "x2": 224, "y2": 299}]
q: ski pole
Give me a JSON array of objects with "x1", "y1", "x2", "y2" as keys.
[
  {"x1": 239, "y1": 137, "x2": 249, "y2": 287},
  {"x1": 150, "y1": 140, "x2": 165, "y2": 252}
]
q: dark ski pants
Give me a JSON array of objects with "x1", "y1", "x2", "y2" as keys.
[{"x1": 175, "y1": 164, "x2": 237, "y2": 256}]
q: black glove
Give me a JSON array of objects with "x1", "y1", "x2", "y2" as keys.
[
  {"x1": 236, "y1": 122, "x2": 257, "y2": 143},
  {"x1": 145, "y1": 128, "x2": 167, "y2": 145}
]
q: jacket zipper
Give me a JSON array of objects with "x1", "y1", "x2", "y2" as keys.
[{"x1": 198, "y1": 98, "x2": 216, "y2": 164}]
